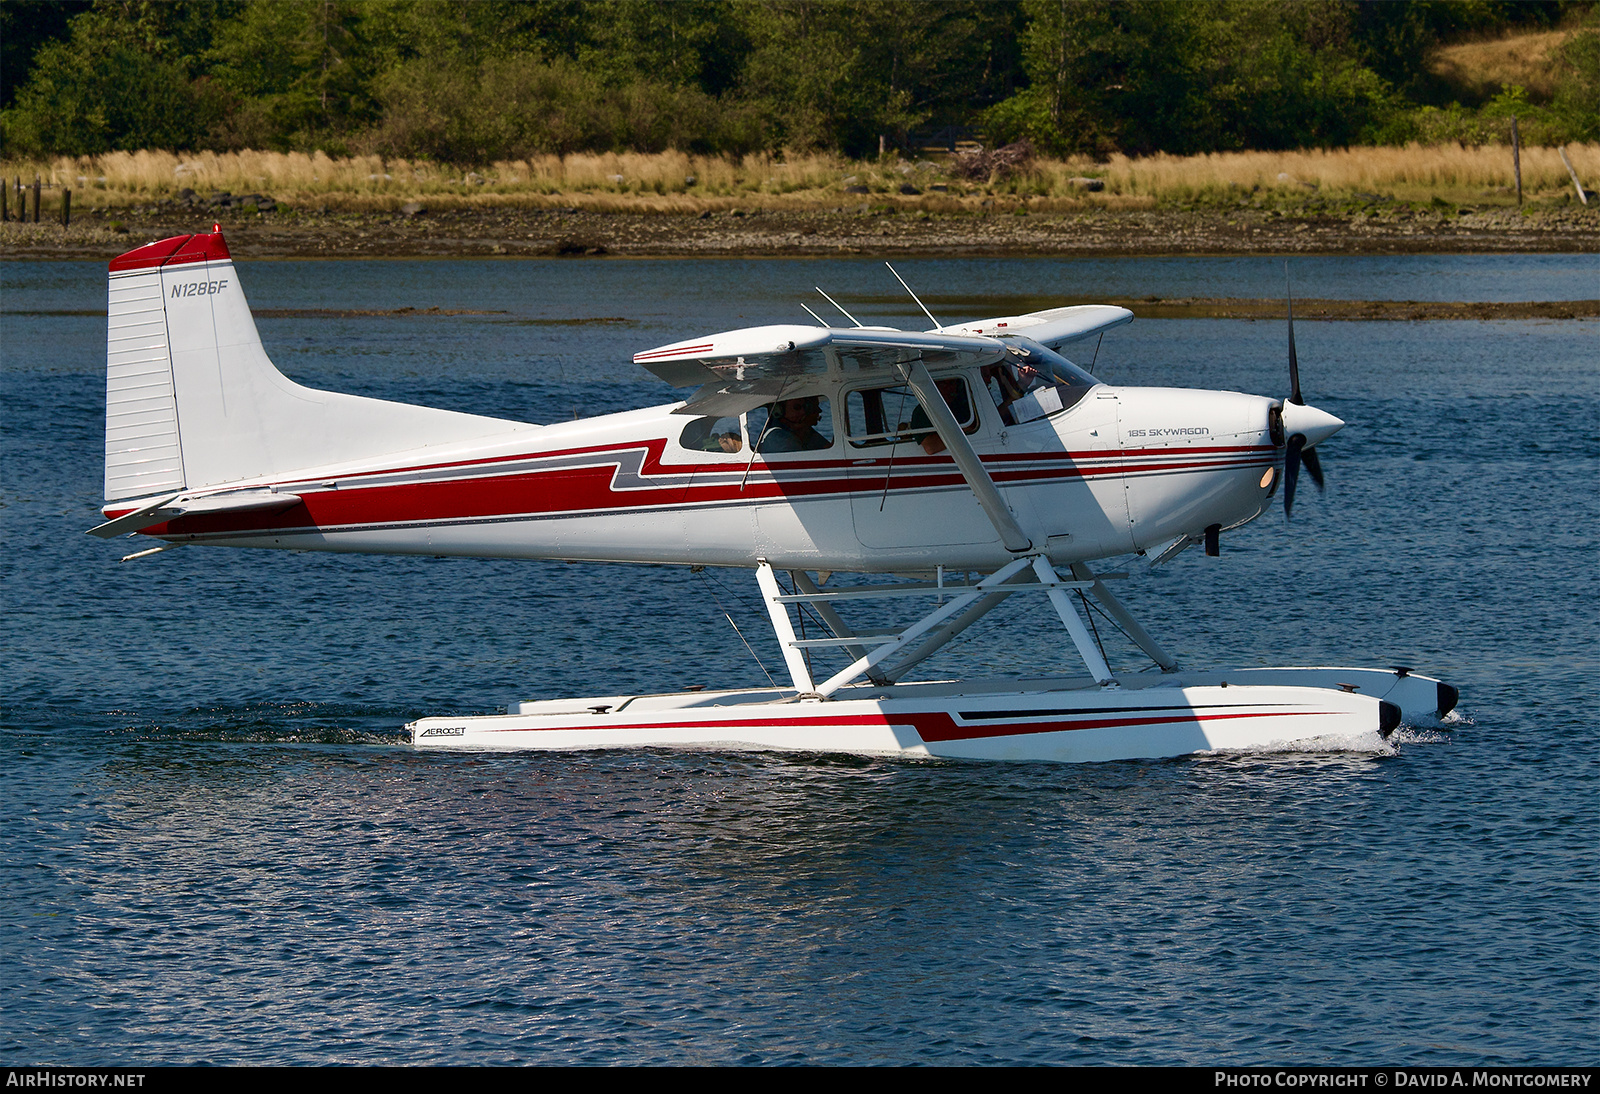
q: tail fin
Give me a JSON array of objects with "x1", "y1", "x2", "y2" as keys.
[{"x1": 104, "y1": 228, "x2": 526, "y2": 504}]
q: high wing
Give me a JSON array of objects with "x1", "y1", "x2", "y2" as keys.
[
  {"x1": 934, "y1": 304, "x2": 1133, "y2": 350},
  {"x1": 633, "y1": 306, "x2": 1133, "y2": 415},
  {"x1": 634, "y1": 324, "x2": 1009, "y2": 416}
]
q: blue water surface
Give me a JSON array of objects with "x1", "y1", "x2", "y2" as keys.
[{"x1": 1, "y1": 255, "x2": 1595, "y2": 1065}]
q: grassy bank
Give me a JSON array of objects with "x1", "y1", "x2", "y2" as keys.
[{"x1": 3, "y1": 144, "x2": 1597, "y2": 217}]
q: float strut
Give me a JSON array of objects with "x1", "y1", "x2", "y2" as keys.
[
  {"x1": 1069, "y1": 562, "x2": 1178, "y2": 671},
  {"x1": 1035, "y1": 556, "x2": 1116, "y2": 685},
  {"x1": 756, "y1": 561, "x2": 815, "y2": 694}
]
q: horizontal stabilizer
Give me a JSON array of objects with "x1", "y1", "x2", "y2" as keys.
[
  {"x1": 89, "y1": 489, "x2": 302, "y2": 538},
  {"x1": 935, "y1": 305, "x2": 1133, "y2": 350}
]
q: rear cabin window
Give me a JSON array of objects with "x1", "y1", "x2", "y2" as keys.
[
  {"x1": 845, "y1": 377, "x2": 978, "y2": 448},
  {"x1": 678, "y1": 415, "x2": 744, "y2": 454}
]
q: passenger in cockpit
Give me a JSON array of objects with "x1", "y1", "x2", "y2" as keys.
[
  {"x1": 679, "y1": 415, "x2": 744, "y2": 453},
  {"x1": 905, "y1": 378, "x2": 971, "y2": 455}
]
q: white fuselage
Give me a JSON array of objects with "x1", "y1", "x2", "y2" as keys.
[{"x1": 123, "y1": 375, "x2": 1280, "y2": 573}]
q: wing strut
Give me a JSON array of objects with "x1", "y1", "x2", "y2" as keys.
[{"x1": 899, "y1": 360, "x2": 1033, "y2": 554}]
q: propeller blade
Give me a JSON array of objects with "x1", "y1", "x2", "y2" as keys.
[
  {"x1": 1284, "y1": 434, "x2": 1304, "y2": 519},
  {"x1": 1285, "y1": 262, "x2": 1303, "y2": 405},
  {"x1": 1302, "y1": 444, "x2": 1325, "y2": 491}
]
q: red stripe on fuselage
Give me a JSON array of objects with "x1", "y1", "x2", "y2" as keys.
[{"x1": 129, "y1": 440, "x2": 1277, "y2": 537}]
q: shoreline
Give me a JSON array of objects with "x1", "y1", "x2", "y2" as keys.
[
  {"x1": 2, "y1": 203, "x2": 1597, "y2": 263},
  {"x1": 10, "y1": 299, "x2": 1595, "y2": 321}
]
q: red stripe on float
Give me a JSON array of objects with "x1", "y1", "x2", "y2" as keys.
[{"x1": 478, "y1": 707, "x2": 1340, "y2": 742}]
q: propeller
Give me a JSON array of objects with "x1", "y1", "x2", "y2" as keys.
[{"x1": 1279, "y1": 264, "x2": 1336, "y2": 519}]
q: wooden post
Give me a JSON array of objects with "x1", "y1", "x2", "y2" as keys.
[
  {"x1": 32, "y1": 177, "x2": 41, "y2": 222},
  {"x1": 1, "y1": 177, "x2": 7, "y2": 222},
  {"x1": 62, "y1": 188, "x2": 71, "y2": 227},
  {"x1": 1511, "y1": 116, "x2": 1522, "y2": 206},
  {"x1": 1558, "y1": 146, "x2": 1589, "y2": 206}
]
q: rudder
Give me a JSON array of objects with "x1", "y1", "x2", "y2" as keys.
[{"x1": 104, "y1": 228, "x2": 527, "y2": 505}]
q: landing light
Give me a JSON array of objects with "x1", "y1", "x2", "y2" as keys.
[{"x1": 1260, "y1": 467, "x2": 1275, "y2": 489}]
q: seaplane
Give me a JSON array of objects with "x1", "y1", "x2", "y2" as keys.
[{"x1": 90, "y1": 227, "x2": 1458, "y2": 763}]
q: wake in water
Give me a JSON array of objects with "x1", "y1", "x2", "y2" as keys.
[{"x1": 13, "y1": 700, "x2": 413, "y2": 746}]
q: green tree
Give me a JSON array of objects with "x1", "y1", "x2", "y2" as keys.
[
  {"x1": 1, "y1": 0, "x2": 92, "y2": 110},
  {"x1": 1550, "y1": 10, "x2": 1600, "y2": 141},
  {"x1": 579, "y1": 1, "x2": 748, "y2": 94},
  {"x1": 0, "y1": 0, "x2": 232, "y2": 154},
  {"x1": 357, "y1": 0, "x2": 592, "y2": 70},
  {"x1": 735, "y1": 0, "x2": 1017, "y2": 154},
  {"x1": 207, "y1": 0, "x2": 377, "y2": 150},
  {"x1": 988, "y1": 0, "x2": 1187, "y2": 156},
  {"x1": 367, "y1": 52, "x2": 761, "y2": 159},
  {"x1": 989, "y1": 0, "x2": 1404, "y2": 156}
]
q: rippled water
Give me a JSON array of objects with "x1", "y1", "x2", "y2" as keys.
[{"x1": 2, "y1": 254, "x2": 1596, "y2": 1064}]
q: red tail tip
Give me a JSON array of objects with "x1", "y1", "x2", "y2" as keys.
[{"x1": 108, "y1": 228, "x2": 232, "y2": 272}]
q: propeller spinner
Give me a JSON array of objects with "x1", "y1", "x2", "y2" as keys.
[{"x1": 1278, "y1": 266, "x2": 1342, "y2": 519}]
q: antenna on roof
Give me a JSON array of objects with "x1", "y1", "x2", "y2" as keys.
[
  {"x1": 815, "y1": 287, "x2": 863, "y2": 327},
  {"x1": 800, "y1": 302, "x2": 828, "y2": 326},
  {"x1": 885, "y1": 262, "x2": 941, "y2": 329}
]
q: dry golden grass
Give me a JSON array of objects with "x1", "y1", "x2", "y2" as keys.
[
  {"x1": 3, "y1": 149, "x2": 853, "y2": 202},
  {"x1": 3, "y1": 143, "x2": 1595, "y2": 211},
  {"x1": 1088, "y1": 143, "x2": 1600, "y2": 202},
  {"x1": 493, "y1": 151, "x2": 850, "y2": 196},
  {"x1": 1428, "y1": 27, "x2": 1576, "y2": 99},
  {"x1": 988, "y1": 142, "x2": 1599, "y2": 205}
]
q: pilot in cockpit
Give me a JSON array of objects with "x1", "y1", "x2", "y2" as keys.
[
  {"x1": 758, "y1": 397, "x2": 832, "y2": 453},
  {"x1": 982, "y1": 362, "x2": 1029, "y2": 426}
]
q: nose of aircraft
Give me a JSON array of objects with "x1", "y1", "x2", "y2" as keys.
[{"x1": 1279, "y1": 400, "x2": 1343, "y2": 448}]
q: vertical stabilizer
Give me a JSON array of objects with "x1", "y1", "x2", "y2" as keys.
[{"x1": 103, "y1": 229, "x2": 528, "y2": 505}]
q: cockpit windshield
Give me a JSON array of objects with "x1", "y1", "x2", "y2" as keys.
[
  {"x1": 1004, "y1": 337, "x2": 1099, "y2": 387},
  {"x1": 981, "y1": 337, "x2": 1100, "y2": 426}
]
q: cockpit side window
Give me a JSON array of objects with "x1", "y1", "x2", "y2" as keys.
[
  {"x1": 845, "y1": 377, "x2": 978, "y2": 448},
  {"x1": 751, "y1": 396, "x2": 834, "y2": 455}
]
